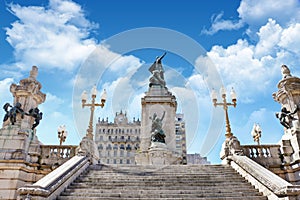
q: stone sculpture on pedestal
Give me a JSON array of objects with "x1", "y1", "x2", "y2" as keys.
[{"x1": 135, "y1": 53, "x2": 182, "y2": 165}]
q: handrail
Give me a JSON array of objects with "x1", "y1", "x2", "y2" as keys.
[
  {"x1": 228, "y1": 155, "x2": 300, "y2": 199},
  {"x1": 17, "y1": 155, "x2": 89, "y2": 199}
]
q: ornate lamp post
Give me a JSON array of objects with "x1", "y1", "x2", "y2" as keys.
[
  {"x1": 57, "y1": 125, "x2": 68, "y2": 145},
  {"x1": 81, "y1": 85, "x2": 107, "y2": 139},
  {"x1": 251, "y1": 123, "x2": 262, "y2": 145},
  {"x1": 211, "y1": 86, "x2": 237, "y2": 138}
]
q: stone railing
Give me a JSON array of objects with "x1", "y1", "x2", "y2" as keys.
[
  {"x1": 39, "y1": 145, "x2": 78, "y2": 168},
  {"x1": 18, "y1": 155, "x2": 89, "y2": 200},
  {"x1": 241, "y1": 144, "x2": 282, "y2": 167},
  {"x1": 228, "y1": 155, "x2": 300, "y2": 200}
]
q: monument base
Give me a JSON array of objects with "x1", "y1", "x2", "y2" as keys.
[{"x1": 135, "y1": 142, "x2": 181, "y2": 165}]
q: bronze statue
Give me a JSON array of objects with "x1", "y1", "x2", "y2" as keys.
[
  {"x1": 150, "y1": 111, "x2": 166, "y2": 143},
  {"x1": 276, "y1": 105, "x2": 298, "y2": 129},
  {"x1": 2, "y1": 102, "x2": 25, "y2": 125},
  {"x1": 27, "y1": 107, "x2": 43, "y2": 130},
  {"x1": 148, "y1": 52, "x2": 167, "y2": 88}
]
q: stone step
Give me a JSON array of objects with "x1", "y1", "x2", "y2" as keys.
[
  {"x1": 58, "y1": 197, "x2": 267, "y2": 200},
  {"x1": 67, "y1": 185, "x2": 255, "y2": 191},
  {"x1": 57, "y1": 164, "x2": 267, "y2": 200},
  {"x1": 63, "y1": 187, "x2": 260, "y2": 195},
  {"x1": 88, "y1": 170, "x2": 238, "y2": 174},
  {"x1": 76, "y1": 175, "x2": 246, "y2": 181},
  {"x1": 59, "y1": 192, "x2": 264, "y2": 198},
  {"x1": 69, "y1": 182, "x2": 252, "y2": 189}
]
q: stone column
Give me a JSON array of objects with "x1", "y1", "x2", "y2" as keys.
[
  {"x1": 273, "y1": 65, "x2": 300, "y2": 163},
  {"x1": 0, "y1": 66, "x2": 46, "y2": 199},
  {"x1": 136, "y1": 85, "x2": 178, "y2": 165}
]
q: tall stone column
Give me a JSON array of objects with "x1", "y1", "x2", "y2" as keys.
[
  {"x1": 0, "y1": 66, "x2": 46, "y2": 199},
  {"x1": 273, "y1": 65, "x2": 300, "y2": 163},
  {"x1": 135, "y1": 53, "x2": 182, "y2": 165}
]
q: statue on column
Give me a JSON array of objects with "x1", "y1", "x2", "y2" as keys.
[
  {"x1": 150, "y1": 111, "x2": 166, "y2": 143},
  {"x1": 148, "y1": 52, "x2": 167, "y2": 88},
  {"x1": 2, "y1": 102, "x2": 25, "y2": 125}
]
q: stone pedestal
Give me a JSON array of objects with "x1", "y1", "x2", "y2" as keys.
[
  {"x1": 77, "y1": 136, "x2": 100, "y2": 165},
  {"x1": 136, "y1": 85, "x2": 180, "y2": 165},
  {"x1": 148, "y1": 142, "x2": 180, "y2": 165}
]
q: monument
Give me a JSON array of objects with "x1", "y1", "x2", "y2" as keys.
[
  {"x1": 273, "y1": 65, "x2": 300, "y2": 164},
  {"x1": 135, "y1": 52, "x2": 181, "y2": 165},
  {"x1": 0, "y1": 66, "x2": 46, "y2": 199}
]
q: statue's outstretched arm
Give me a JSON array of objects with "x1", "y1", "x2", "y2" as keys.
[
  {"x1": 161, "y1": 111, "x2": 165, "y2": 121},
  {"x1": 157, "y1": 52, "x2": 166, "y2": 62}
]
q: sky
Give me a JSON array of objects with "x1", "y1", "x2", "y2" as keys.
[{"x1": 1, "y1": 0, "x2": 300, "y2": 164}]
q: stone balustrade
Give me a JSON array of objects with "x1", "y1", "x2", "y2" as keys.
[
  {"x1": 228, "y1": 155, "x2": 300, "y2": 200},
  {"x1": 241, "y1": 144, "x2": 282, "y2": 167},
  {"x1": 17, "y1": 155, "x2": 89, "y2": 200},
  {"x1": 39, "y1": 145, "x2": 78, "y2": 168}
]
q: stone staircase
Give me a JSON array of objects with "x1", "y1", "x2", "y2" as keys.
[{"x1": 57, "y1": 164, "x2": 267, "y2": 200}]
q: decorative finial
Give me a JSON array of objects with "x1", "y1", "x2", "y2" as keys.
[
  {"x1": 281, "y1": 65, "x2": 292, "y2": 79},
  {"x1": 30, "y1": 66, "x2": 38, "y2": 79}
]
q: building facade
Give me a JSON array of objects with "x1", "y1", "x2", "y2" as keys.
[
  {"x1": 187, "y1": 153, "x2": 211, "y2": 165},
  {"x1": 175, "y1": 114, "x2": 187, "y2": 164},
  {"x1": 95, "y1": 111, "x2": 141, "y2": 165},
  {"x1": 95, "y1": 111, "x2": 189, "y2": 164}
]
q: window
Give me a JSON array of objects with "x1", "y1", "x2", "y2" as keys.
[
  {"x1": 127, "y1": 159, "x2": 130, "y2": 164},
  {"x1": 120, "y1": 144, "x2": 125, "y2": 150},
  {"x1": 120, "y1": 159, "x2": 123, "y2": 164},
  {"x1": 120, "y1": 150, "x2": 124, "y2": 157},
  {"x1": 114, "y1": 150, "x2": 117, "y2": 157},
  {"x1": 107, "y1": 159, "x2": 109, "y2": 164},
  {"x1": 113, "y1": 159, "x2": 116, "y2": 164},
  {"x1": 113, "y1": 144, "x2": 118, "y2": 150},
  {"x1": 106, "y1": 144, "x2": 112, "y2": 150}
]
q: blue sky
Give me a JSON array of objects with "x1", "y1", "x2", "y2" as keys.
[{"x1": 1, "y1": 0, "x2": 300, "y2": 163}]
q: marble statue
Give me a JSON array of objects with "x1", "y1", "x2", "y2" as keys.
[
  {"x1": 2, "y1": 102, "x2": 25, "y2": 125},
  {"x1": 148, "y1": 52, "x2": 167, "y2": 87},
  {"x1": 150, "y1": 111, "x2": 166, "y2": 143}
]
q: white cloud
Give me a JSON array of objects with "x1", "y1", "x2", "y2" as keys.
[
  {"x1": 255, "y1": 19, "x2": 282, "y2": 57},
  {"x1": 199, "y1": 18, "x2": 300, "y2": 103},
  {"x1": 5, "y1": 0, "x2": 98, "y2": 71},
  {"x1": 201, "y1": 12, "x2": 244, "y2": 35},
  {"x1": 0, "y1": 78, "x2": 14, "y2": 105},
  {"x1": 279, "y1": 23, "x2": 300, "y2": 55},
  {"x1": 238, "y1": 0, "x2": 300, "y2": 28},
  {"x1": 202, "y1": 0, "x2": 300, "y2": 36}
]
